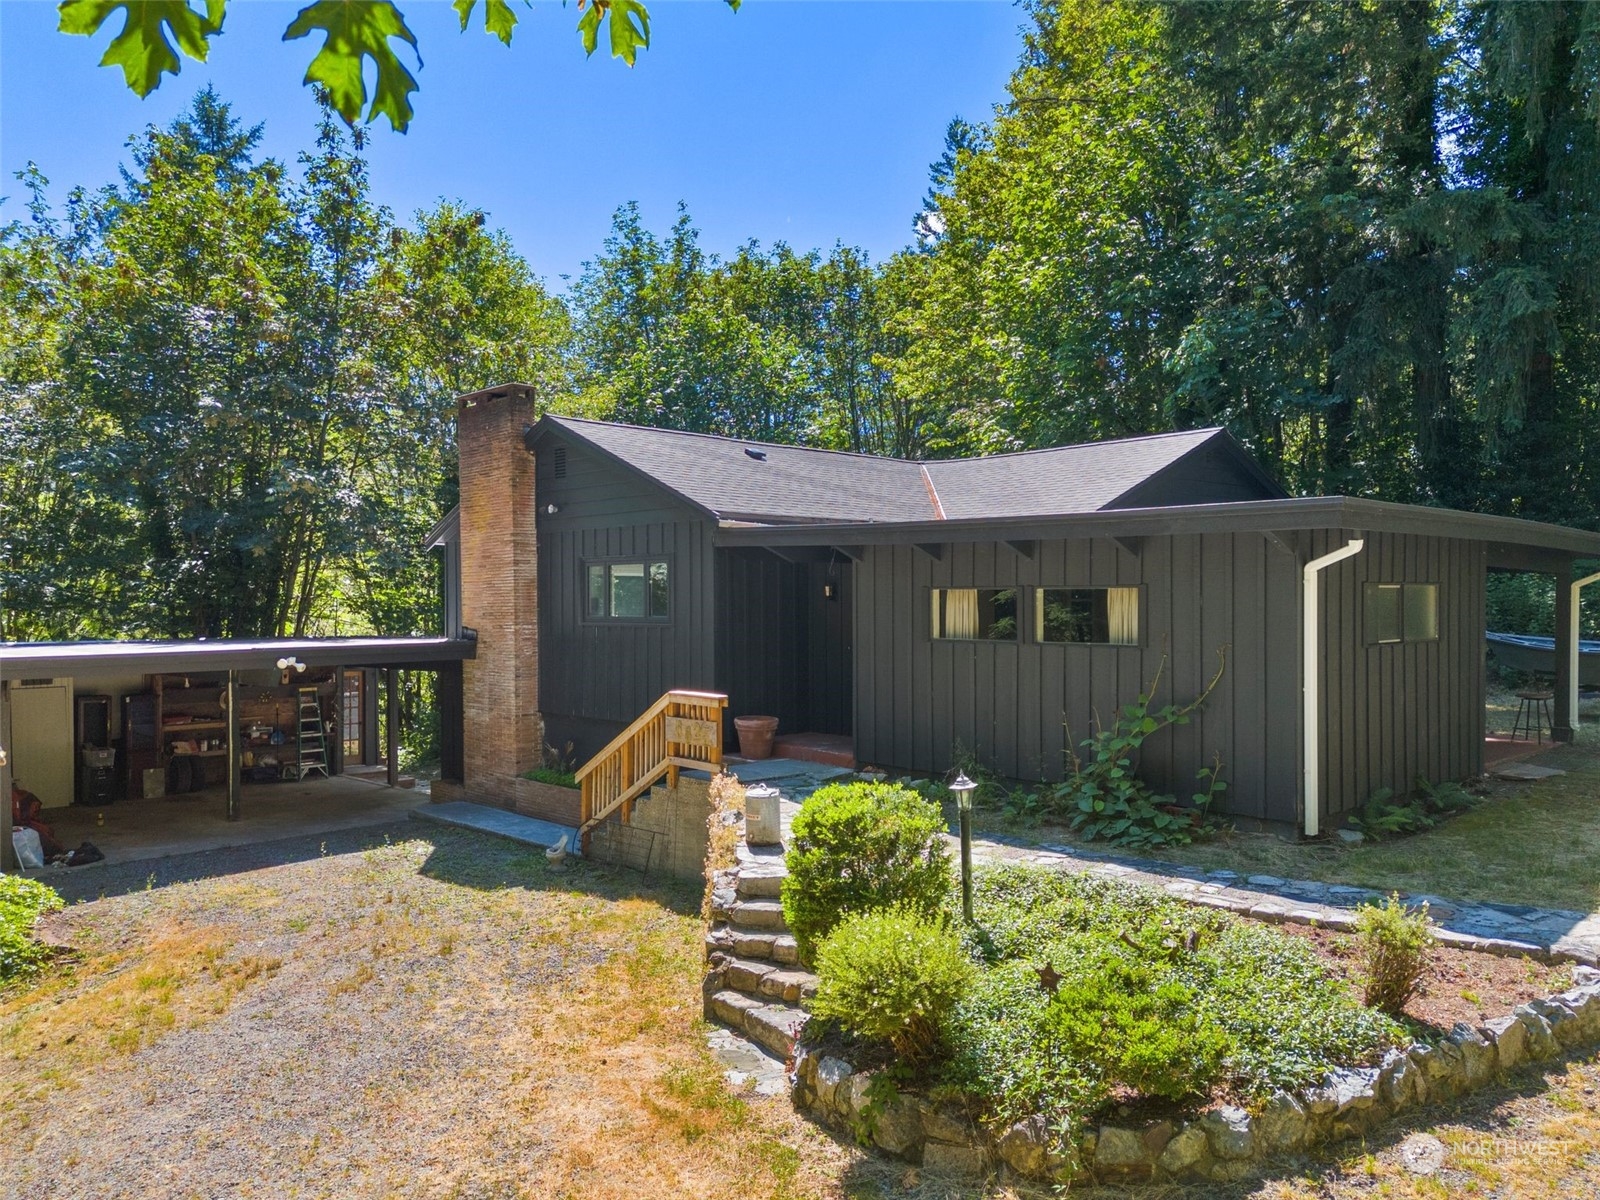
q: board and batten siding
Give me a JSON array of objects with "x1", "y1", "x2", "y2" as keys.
[
  {"x1": 534, "y1": 438, "x2": 716, "y2": 761},
  {"x1": 851, "y1": 534, "x2": 1304, "y2": 826},
  {"x1": 1313, "y1": 529, "x2": 1486, "y2": 823}
]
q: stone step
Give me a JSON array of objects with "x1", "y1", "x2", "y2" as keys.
[
  {"x1": 736, "y1": 868, "x2": 786, "y2": 900},
  {"x1": 706, "y1": 926, "x2": 802, "y2": 966},
  {"x1": 726, "y1": 898, "x2": 789, "y2": 933},
  {"x1": 714, "y1": 954, "x2": 818, "y2": 1006},
  {"x1": 708, "y1": 989, "x2": 809, "y2": 1060}
]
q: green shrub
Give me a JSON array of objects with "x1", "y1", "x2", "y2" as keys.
[
  {"x1": 1355, "y1": 893, "x2": 1433, "y2": 1016},
  {"x1": 942, "y1": 961, "x2": 1103, "y2": 1138},
  {"x1": 810, "y1": 905, "x2": 974, "y2": 1065},
  {"x1": 0, "y1": 875, "x2": 64, "y2": 986},
  {"x1": 1046, "y1": 946, "x2": 1231, "y2": 1101},
  {"x1": 781, "y1": 782, "x2": 952, "y2": 962}
]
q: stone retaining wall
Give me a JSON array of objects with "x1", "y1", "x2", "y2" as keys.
[{"x1": 789, "y1": 964, "x2": 1600, "y2": 1184}]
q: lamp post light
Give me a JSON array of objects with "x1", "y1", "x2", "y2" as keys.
[{"x1": 950, "y1": 771, "x2": 978, "y2": 922}]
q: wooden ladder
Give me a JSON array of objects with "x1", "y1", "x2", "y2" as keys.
[{"x1": 576, "y1": 690, "x2": 728, "y2": 850}]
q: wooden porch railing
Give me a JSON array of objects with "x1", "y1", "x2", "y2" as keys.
[{"x1": 575, "y1": 689, "x2": 728, "y2": 848}]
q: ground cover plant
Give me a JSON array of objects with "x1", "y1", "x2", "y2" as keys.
[
  {"x1": 808, "y1": 852, "x2": 1405, "y2": 1165},
  {"x1": 0, "y1": 876, "x2": 64, "y2": 987}
]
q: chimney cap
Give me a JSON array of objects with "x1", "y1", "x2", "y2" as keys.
[{"x1": 457, "y1": 381, "x2": 537, "y2": 408}]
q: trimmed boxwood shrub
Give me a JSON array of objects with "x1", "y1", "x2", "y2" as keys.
[
  {"x1": 781, "y1": 781, "x2": 952, "y2": 962},
  {"x1": 810, "y1": 905, "x2": 974, "y2": 1066}
]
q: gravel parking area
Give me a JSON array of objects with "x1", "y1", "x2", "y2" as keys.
[{"x1": 1, "y1": 823, "x2": 855, "y2": 1200}]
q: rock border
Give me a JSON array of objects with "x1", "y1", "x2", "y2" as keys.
[{"x1": 788, "y1": 964, "x2": 1600, "y2": 1184}]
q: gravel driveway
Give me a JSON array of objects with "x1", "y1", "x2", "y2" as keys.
[{"x1": 3, "y1": 822, "x2": 834, "y2": 1200}]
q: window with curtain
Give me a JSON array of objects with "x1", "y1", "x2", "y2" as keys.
[
  {"x1": 585, "y1": 560, "x2": 670, "y2": 621},
  {"x1": 1035, "y1": 587, "x2": 1140, "y2": 645},
  {"x1": 931, "y1": 588, "x2": 1017, "y2": 640},
  {"x1": 1365, "y1": 582, "x2": 1437, "y2": 644}
]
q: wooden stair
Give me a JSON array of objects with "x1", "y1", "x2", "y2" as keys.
[{"x1": 576, "y1": 689, "x2": 727, "y2": 851}]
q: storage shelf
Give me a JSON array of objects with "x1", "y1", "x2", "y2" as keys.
[
  {"x1": 162, "y1": 720, "x2": 228, "y2": 731},
  {"x1": 170, "y1": 749, "x2": 229, "y2": 758}
]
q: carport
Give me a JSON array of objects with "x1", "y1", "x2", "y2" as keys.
[{"x1": 2, "y1": 635, "x2": 472, "y2": 869}]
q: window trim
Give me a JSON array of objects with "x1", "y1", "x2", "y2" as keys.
[
  {"x1": 1034, "y1": 585, "x2": 1143, "y2": 647},
  {"x1": 582, "y1": 556, "x2": 673, "y2": 625}
]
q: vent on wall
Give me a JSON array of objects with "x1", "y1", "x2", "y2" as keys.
[
  {"x1": 553, "y1": 445, "x2": 567, "y2": 479},
  {"x1": 17, "y1": 679, "x2": 57, "y2": 688}
]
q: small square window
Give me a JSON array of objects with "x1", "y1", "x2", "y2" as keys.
[
  {"x1": 1404, "y1": 583, "x2": 1438, "y2": 641},
  {"x1": 931, "y1": 588, "x2": 1017, "y2": 640},
  {"x1": 1036, "y1": 587, "x2": 1140, "y2": 645}
]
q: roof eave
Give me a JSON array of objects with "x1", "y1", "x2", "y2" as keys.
[{"x1": 714, "y1": 496, "x2": 1600, "y2": 556}]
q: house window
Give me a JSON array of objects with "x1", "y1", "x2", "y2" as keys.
[
  {"x1": 931, "y1": 588, "x2": 1018, "y2": 641},
  {"x1": 1365, "y1": 583, "x2": 1437, "y2": 644},
  {"x1": 586, "y1": 560, "x2": 670, "y2": 621},
  {"x1": 1035, "y1": 587, "x2": 1140, "y2": 645}
]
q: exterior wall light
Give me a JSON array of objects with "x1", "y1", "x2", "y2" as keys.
[
  {"x1": 276, "y1": 656, "x2": 306, "y2": 685},
  {"x1": 949, "y1": 771, "x2": 978, "y2": 922}
]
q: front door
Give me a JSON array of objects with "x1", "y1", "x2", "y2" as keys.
[{"x1": 806, "y1": 560, "x2": 853, "y2": 735}]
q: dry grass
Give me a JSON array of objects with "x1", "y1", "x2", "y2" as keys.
[{"x1": 7, "y1": 821, "x2": 1600, "y2": 1199}]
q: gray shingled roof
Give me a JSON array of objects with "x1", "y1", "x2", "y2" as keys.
[
  {"x1": 538, "y1": 416, "x2": 1266, "y2": 524},
  {"x1": 922, "y1": 431, "x2": 1229, "y2": 520}
]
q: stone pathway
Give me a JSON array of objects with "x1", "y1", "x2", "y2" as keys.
[{"x1": 970, "y1": 832, "x2": 1600, "y2": 966}]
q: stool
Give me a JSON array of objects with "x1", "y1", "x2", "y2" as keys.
[{"x1": 1511, "y1": 690, "x2": 1554, "y2": 743}]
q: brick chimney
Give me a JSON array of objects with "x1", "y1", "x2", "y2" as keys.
[{"x1": 456, "y1": 383, "x2": 542, "y2": 804}]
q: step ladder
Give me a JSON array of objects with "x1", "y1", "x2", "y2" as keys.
[{"x1": 297, "y1": 687, "x2": 329, "y2": 779}]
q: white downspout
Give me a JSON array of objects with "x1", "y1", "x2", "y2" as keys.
[
  {"x1": 1303, "y1": 538, "x2": 1366, "y2": 837},
  {"x1": 1570, "y1": 570, "x2": 1600, "y2": 732}
]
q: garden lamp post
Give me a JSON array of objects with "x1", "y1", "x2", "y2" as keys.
[{"x1": 950, "y1": 772, "x2": 978, "y2": 922}]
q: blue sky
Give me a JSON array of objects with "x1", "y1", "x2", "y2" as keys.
[{"x1": 1, "y1": 1, "x2": 1023, "y2": 286}]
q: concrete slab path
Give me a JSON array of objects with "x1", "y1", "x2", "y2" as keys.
[{"x1": 410, "y1": 801, "x2": 577, "y2": 854}]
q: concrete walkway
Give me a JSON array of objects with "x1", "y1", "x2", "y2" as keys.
[
  {"x1": 970, "y1": 832, "x2": 1600, "y2": 966},
  {"x1": 410, "y1": 801, "x2": 577, "y2": 853}
]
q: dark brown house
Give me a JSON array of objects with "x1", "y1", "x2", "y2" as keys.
[{"x1": 437, "y1": 384, "x2": 1600, "y2": 838}]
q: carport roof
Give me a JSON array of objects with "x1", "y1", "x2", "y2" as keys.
[{"x1": 0, "y1": 635, "x2": 474, "y2": 681}]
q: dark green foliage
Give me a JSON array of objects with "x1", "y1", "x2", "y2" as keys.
[
  {"x1": 0, "y1": 876, "x2": 64, "y2": 987},
  {"x1": 1045, "y1": 655, "x2": 1227, "y2": 848},
  {"x1": 809, "y1": 905, "x2": 975, "y2": 1066},
  {"x1": 937, "y1": 865, "x2": 1403, "y2": 1132},
  {"x1": 781, "y1": 782, "x2": 952, "y2": 963},
  {"x1": 1355, "y1": 894, "x2": 1434, "y2": 1017},
  {"x1": 1347, "y1": 776, "x2": 1482, "y2": 840}
]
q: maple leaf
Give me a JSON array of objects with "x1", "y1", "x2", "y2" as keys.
[
  {"x1": 576, "y1": 0, "x2": 651, "y2": 67},
  {"x1": 58, "y1": 0, "x2": 224, "y2": 96},
  {"x1": 284, "y1": 0, "x2": 422, "y2": 133},
  {"x1": 452, "y1": 0, "x2": 520, "y2": 46}
]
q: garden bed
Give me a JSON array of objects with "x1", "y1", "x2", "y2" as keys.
[
  {"x1": 1283, "y1": 922, "x2": 1572, "y2": 1034},
  {"x1": 754, "y1": 780, "x2": 1600, "y2": 1187}
]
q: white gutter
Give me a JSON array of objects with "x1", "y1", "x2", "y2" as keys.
[
  {"x1": 1570, "y1": 570, "x2": 1600, "y2": 731},
  {"x1": 1303, "y1": 538, "x2": 1366, "y2": 837}
]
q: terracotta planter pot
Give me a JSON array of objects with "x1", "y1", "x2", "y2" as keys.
[{"x1": 734, "y1": 715, "x2": 780, "y2": 760}]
